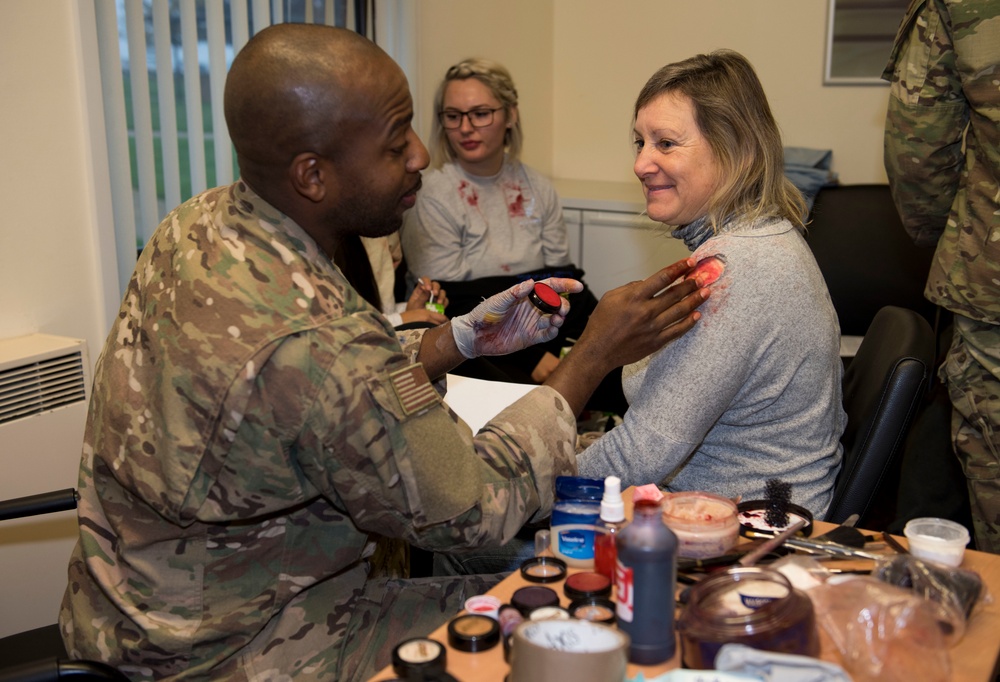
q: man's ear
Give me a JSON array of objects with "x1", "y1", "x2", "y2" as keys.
[{"x1": 290, "y1": 152, "x2": 326, "y2": 203}]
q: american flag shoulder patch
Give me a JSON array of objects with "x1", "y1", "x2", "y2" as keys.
[{"x1": 388, "y1": 363, "x2": 440, "y2": 416}]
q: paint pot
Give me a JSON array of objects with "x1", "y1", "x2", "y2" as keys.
[
  {"x1": 498, "y1": 604, "x2": 524, "y2": 662},
  {"x1": 550, "y1": 476, "x2": 603, "y2": 568},
  {"x1": 529, "y1": 282, "x2": 562, "y2": 314},
  {"x1": 520, "y1": 556, "x2": 568, "y2": 584},
  {"x1": 508, "y1": 620, "x2": 628, "y2": 682},
  {"x1": 564, "y1": 572, "x2": 612, "y2": 602},
  {"x1": 511, "y1": 585, "x2": 561, "y2": 617},
  {"x1": 447, "y1": 613, "x2": 500, "y2": 653},
  {"x1": 569, "y1": 597, "x2": 617, "y2": 625},
  {"x1": 391, "y1": 637, "x2": 447, "y2": 680},
  {"x1": 677, "y1": 566, "x2": 819, "y2": 669},
  {"x1": 661, "y1": 491, "x2": 739, "y2": 559},
  {"x1": 464, "y1": 594, "x2": 501, "y2": 621},
  {"x1": 528, "y1": 605, "x2": 571, "y2": 622}
]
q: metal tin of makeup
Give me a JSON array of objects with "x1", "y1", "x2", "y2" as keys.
[
  {"x1": 568, "y1": 596, "x2": 617, "y2": 625},
  {"x1": 527, "y1": 605, "x2": 571, "y2": 621},
  {"x1": 464, "y1": 594, "x2": 501, "y2": 620},
  {"x1": 519, "y1": 556, "x2": 568, "y2": 584},
  {"x1": 563, "y1": 571, "x2": 612, "y2": 601},
  {"x1": 391, "y1": 636, "x2": 447, "y2": 679},
  {"x1": 511, "y1": 585, "x2": 561, "y2": 617},
  {"x1": 529, "y1": 282, "x2": 562, "y2": 314},
  {"x1": 736, "y1": 500, "x2": 814, "y2": 538},
  {"x1": 447, "y1": 613, "x2": 500, "y2": 653}
]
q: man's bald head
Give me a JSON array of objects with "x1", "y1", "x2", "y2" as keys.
[{"x1": 224, "y1": 24, "x2": 399, "y2": 185}]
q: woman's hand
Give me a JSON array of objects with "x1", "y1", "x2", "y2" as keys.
[{"x1": 408, "y1": 277, "x2": 449, "y2": 312}]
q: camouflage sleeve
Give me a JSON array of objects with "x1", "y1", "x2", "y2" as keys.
[
  {"x1": 298, "y1": 318, "x2": 577, "y2": 551},
  {"x1": 882, "y1": 0, "x2": 969, "y2": 248}
]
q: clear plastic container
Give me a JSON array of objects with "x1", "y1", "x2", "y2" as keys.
[
  {"x1": 677, "y1": 566, "x2": 819, "y2": 669},
  {"x1": 903, "y1": 517, "x2": 970, "y2": 567},
  {"x1": 660, "y1": 491, "x2": 739, "y2": 559}
]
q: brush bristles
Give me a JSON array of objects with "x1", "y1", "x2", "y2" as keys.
[{"x1": 765, "y1": 478, "x2": 792, "y2": 528}]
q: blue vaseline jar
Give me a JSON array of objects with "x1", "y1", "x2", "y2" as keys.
[{"x1": 550, "y1": 477, "x2": 603, "y2": 568}]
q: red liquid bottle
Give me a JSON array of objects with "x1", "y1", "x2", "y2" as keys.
[
  {"x1": 615, "y1": 497, "x2": 678, "y2": 664},
  {"x1": 594, "y1": 476, "x2": 627, "y2": 582}
]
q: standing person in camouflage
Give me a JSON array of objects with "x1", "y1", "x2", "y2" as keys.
[
  {"x1": 883, "y1": 0, "x2": 1000, "y2": 554},
  {"x1": 58, "y1": 23, "x2": 709, "y2": 681}
]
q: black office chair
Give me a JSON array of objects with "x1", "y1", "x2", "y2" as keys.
[
  {"x1": 804, "y1": 184, "x2": 937, "y2": 337},
  {"x1": 825, "y1": 306, "x2": 935, "y2": 526},
  {"x1": 0, "y1": 490, "x2": 129, "y2": 682}
]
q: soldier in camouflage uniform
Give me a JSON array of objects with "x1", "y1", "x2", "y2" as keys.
[
  {"x1": 58, "y1": 24, "x2": 707, "y2": 681},
  {"x1": 883, "y1": 0, "x2": 1000, "y2": 554}
]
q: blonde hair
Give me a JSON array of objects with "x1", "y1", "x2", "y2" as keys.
[
  {"x1": 430, "y1": 58, "x2": 522, "y2": 168},
  {"x1": 634, "y1": 49, "x2": 805, "y2": 230}
]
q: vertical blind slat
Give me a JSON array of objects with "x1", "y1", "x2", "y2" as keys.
[
  {"x1": 100, "y1": 0, "x2": 386, "y2": 269},
  {"x1": 231, "y1": 1, "x2": 250, "y2": 57},
  {"x1": 179, "y1": 0, "x2": 206, "y2": 195},
  {"x1": 252, "y1": 0, "x2": 272, "y2": 34},
  {"x1": 94, "y1": 0, "x2": 137, "y2": 286},
  {"x1": 125, "y1": 0, "x2": 159, "y2": 243},
  {"x1": 153, "y1": 1, "x2": 181, "y2": 211},
  {"x1": 206, "y1": 1, "x2": 233, "y2": 185}
]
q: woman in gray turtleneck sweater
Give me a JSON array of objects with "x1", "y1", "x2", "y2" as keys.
[{"x1": 576, "y1": 50, "x2": 846, "y2": 518}]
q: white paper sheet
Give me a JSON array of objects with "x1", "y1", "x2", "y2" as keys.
[{"x1": 443, "y1": 374, "x2": 536, "y2": 433}]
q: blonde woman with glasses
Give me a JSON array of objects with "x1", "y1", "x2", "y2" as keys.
[{"x1": 401, "y1": 58, "x2": 618, "y2": 401}]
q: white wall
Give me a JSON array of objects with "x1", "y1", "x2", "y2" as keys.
[
  {"x1": 413, "y1": 0, "x2": 890, "y2": 185},
  {"x1": 0, "y1": 0, "x2": 117, "y2": 361},
  {"x1": 0, "y1": 0, "x2": 117, "y2": 639}
]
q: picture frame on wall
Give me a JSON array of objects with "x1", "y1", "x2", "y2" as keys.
[{"x1": 824, "y1": 0, "x2": 911, "y2": 85}]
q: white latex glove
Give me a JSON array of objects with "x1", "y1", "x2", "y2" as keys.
[{"x1": 451, "y1": 278, "x2": 583, "y2": 359}]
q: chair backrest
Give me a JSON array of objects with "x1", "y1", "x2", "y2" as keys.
[
  {"x1": 826, "y1": 306, "x2": 935, "y2": 524},
  {"x1": 0, "y1": 491, "x2": 129, "y2": 682},
  {"x1": 804, "y1": 184, "x2": 937, "y2": 337}
]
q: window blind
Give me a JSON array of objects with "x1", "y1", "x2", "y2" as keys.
[{"x1": 94, "y1": 0, "x2": 382, "y2": 262}]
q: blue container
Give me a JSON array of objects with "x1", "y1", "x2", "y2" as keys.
[{"x1": 550, "y1": 477, "x2": 603, "y2": 567}]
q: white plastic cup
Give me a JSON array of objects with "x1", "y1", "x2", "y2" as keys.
[{"x1": 903, "y1": 517, "x2": 970, "y2": 567}]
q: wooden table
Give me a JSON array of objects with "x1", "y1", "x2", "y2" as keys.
[{"x1": 370, "y1": 505, "x2": 1000, "y2": 681}]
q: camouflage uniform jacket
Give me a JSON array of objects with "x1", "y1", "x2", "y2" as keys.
[
  {"x1": 882, "y1": 0, "x2": 1000, "y2": 324},
  {"x1": 59, "y1": 180, "x2": 577, "y2": 680}
]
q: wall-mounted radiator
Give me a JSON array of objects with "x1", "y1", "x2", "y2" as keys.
[{"x1": 0, "y1": 333, "x2": 91, "y2": 637}]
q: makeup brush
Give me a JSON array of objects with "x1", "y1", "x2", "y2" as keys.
[{"x1": 739, "y1": 518, "x2": 808, "y2": 566}]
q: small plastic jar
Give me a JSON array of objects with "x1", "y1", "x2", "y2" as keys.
[
  {"x1": 677, "y1": 566, "x2": 819, "y2": 669},
  {"x1": 903, "y1": 517, "x2": 970, "y2": 567},
  {"x1": 660, "y1": 491, "x2": 739, "y2": 559}
]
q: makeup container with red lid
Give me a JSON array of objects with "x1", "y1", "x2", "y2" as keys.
[{"x1": 529, "y1": 282, "x2": 562, "y2": 314}]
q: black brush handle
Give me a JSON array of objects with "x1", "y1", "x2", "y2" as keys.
[{"x1": 0, "y1": 488, "x2": 77, "y2": 521}]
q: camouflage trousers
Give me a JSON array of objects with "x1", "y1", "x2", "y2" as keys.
[
  {"x1": 337, "y1": 572, "x2": 505, "y2": 681},
  {"x1": 940, "y1": 315, "x2": 1000, "y2": 554}
]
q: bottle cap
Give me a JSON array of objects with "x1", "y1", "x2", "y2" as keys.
[
  {"x1": 600, "y1": 476, "x2": 625, "y2": 523},
  {"x1": 529, "y1": 282, "x2": 562, "y2": 314}
]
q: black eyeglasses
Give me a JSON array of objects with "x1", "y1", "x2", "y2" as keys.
[{"x1": 437, "y1": 107, "x2": 503, "y2": 130}]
